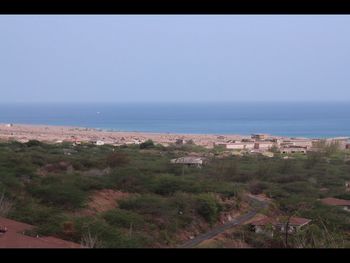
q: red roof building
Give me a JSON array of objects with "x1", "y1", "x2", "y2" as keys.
[
  {"x1": 320, "y1": 198, "x2": 350, "y2": 212},
  {"x1": 321, "y1": 197, "x2": 350, "y2": 206},
  {"x1": 0, "y1": 217, "x2": 82, "y2": 248}
]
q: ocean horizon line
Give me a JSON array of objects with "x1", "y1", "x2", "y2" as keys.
[
  {"x1": 1, "y1": 103, "x2": 349, "y2": 138},
  {"x1": 1, "y1": 101, "x2": 350, "y2": 105}
]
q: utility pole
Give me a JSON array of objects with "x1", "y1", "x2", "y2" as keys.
[
  {"x1": 129, "y1": 223, "x2": 133, "y2": 238},
  {"x1": 285, "y1": 214, "x2": 292, "y2": 248}
]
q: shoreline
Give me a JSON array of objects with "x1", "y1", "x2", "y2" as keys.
[
  {"x1": 0, "y1": 123, "x2": 293, "y2": 147},
  {"x1": 0, "y1": 123, "x2": 349, "y2": 151},
  {"x1": 0, "y1": 123, "x2": 253, "y2": 148},
  {"x1": 0, "y1": 122, "x2": 252, "y2": 137},
  {"x1": 0, "y1": 122, "x2": 331, "y2": 138}
]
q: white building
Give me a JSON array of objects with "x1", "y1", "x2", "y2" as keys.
[
  {"x1": 280, "y1": 147, "x2": 307, "y2": 154},
  {"x1": 226, "y1": 142, "x2": 255, "y2": 150},
  {"x1": 254, "y1": 141, "x2": 274, "y2": 150},
  {"x1": 95, "y1": 140, "x2": 105, "y2": 146},
  {"x1": 170, "y1": 156, "x2": 205, "y2": 168}
]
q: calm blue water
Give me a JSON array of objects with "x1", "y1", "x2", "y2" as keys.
[{"x1": 0, "y1": 102, "x2": 349, "y2": 138}]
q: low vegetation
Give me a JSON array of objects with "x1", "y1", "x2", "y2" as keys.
[{"x1": 0, "y1": 140, "x2": 349, "y2": 247}]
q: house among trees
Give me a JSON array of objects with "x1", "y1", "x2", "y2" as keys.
[
  {"x1": 250, "y1": 216, "x2": 312, "y2": 237},
  {"x1": 95, "y1": 140, "x2": 105, "y2": 146},
  {"x1": 280, "y1": 146, "x2": 307, "y2": 154},
  {"x1": 175, "y1": 138, "x2": 186, "y2": 145},
  {"x1": 346, "y1": 181, "x2": 350, "y2": 192},
  {"x1": 320, "y1": 197, "x2": 350, "y2": 212},
  {"x1": 170, "y1": 156, "x2": 205, "y2": 168}
]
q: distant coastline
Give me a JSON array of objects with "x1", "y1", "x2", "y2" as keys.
[
  {"x1": 0, "y1": 123, "x2": 252, "y2": 147},
  {"x1": 0, "y1": 102, "x2": 350, "y2": 138},
  {"x1": 1, "y1": 124, "x2": 349, "y2": 154}
]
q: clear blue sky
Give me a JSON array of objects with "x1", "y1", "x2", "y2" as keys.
[{"x1": 1, "y1": 15, "x2": 350, "y2": 103}]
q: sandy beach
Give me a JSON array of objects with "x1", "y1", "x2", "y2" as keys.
[{"x1": 0, "y1": 123, "x2": 254, "y2": 148}]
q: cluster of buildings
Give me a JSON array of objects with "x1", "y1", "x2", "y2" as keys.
[
  {"x1": 57, "y1": 136, "x2": 147, "y2": 147},
  {"x1": 1, "y1": 125, "x2": 349, "y2": 155},
  {"x1": 213, "y1": 133, "x2": 350, "y2": 155}
]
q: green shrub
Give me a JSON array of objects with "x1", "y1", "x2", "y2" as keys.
[
  {"x1": 148, "y1": 174, "x2": 189, "y2": 195},
  {"x1": 107, "y1": 167, "x2": 149, "y2": 193},
  {"x1": 119, "y1": 194, "x2": 172, "y2": 217},
  {"x1": 28, "y1": 181, "x2": 87, "y2": 210},
  {"x1": 25, "y1": 140, "x2": 43, "y2": 147},
  {"x1": 105, "y1": 152, "x2": 130, "y2": 168},
  {"x1": 140, "y1": 140, "x2": 155, "y2": 149},
  {"x1": 103, "y1": 209, "x2": 145, "y2": 229},
  {"x1": 9, "y1": 200, "x2": 67, "y2": 236},
  {"x1": 248, "y1": 180, "x2": 268, "y2": 195},
  {"x1": 195, "y1": 193, "x2": 222, "y2": 224}
]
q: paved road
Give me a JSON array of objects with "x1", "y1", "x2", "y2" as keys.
[{"x1": 178, "y1": 196, "x2": 268, "y2": 248}]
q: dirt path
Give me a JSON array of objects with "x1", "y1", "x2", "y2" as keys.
[{"x1": 178, "y1": 196, "x2": 269, "y2": 248}]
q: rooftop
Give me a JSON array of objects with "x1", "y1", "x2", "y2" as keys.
[
  {"x1": 0, "y1": 217, "x2": 82, "y2": 248},
  {"x1": 170, "y1": 156, "x2": 204, "y2": 164},
  {"x1": 320, "y1": 197, "x2": 350, "y2": 206}
]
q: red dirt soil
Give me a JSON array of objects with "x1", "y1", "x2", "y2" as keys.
[{"x1": 81, "y1": 189, "x2": 132, "y2": 216}]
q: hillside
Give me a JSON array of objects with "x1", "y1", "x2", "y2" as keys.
[{"x1": 0, "y1": 140, "x2": 349, "y2": 248}]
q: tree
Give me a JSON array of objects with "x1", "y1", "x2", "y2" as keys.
[
  {"x1": 140, "y1": 140, "x2": 155, "y2": 149},
  {"x1": 277, "y1": 202, "x2": 311, "y2": 248},
  {"x1": 248, "y1": 180, "x2": 266, "y2": 195},
  {"x1": 293, "y1": 220, "x2": 346, "y2": 248},
  {"x1": 186, "y1": 139, "x2": 195, "y2": 145},
  {"x1": 195, "y1": 194, "x2": 222, "y2": 224},
  {"x1": 105, "y1": 152, "x2": 129, "y2": 168},
  {"x1": 81, "y1": 229, "x2": 102, "y2": 248},
  {"x1": 25, "y1": 140, "x2": 42, "y2": 147},
  {"x1": 0, "y1": 192, "x2": 13, "y2": 216}
]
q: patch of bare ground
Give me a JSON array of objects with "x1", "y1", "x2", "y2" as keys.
[
  {"x1": 75, "y1": 189, "x2": 133, "y2": 216},
  {"x1": 37, "y1": 161, "x2": 74, "y2": 176},
  {"x1": 217, "y1": 200, "x2": 250, "y2": 225},
  {"x1": 196, "y1": 233, "x2": 251, "y2": 248},
  {"x1": 175, "y1": 220, "x2": 210, "y2": 244}
]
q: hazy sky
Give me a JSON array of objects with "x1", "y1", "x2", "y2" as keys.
[{"x1": 1, "y1": 15, "x2": 350, "y2": 103}]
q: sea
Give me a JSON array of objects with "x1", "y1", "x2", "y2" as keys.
[{"x1": 0, "y1": 102, "x2": 349, "y2": 138}]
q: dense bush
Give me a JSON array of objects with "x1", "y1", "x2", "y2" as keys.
[
  {"x1": 1, "y1": 141, "x2": 350, "y2": 248},
  {"x1": 119, "y1": 194, "x2": 172, "y2": 217},
  {"x1": 9, "y1": 199, "x2": 67, "y2": 236},
  {"x1": 195, "y1": 193, "x2": 222, "y2": 224},
  {"x1": 28, "y1": 180, "x2": 87, "y2": 210},
  {"x1": 73, "y1": 217, "x2": 147, "y2": 248},
  {"x1": 107, "y1": 167, "x2": 149, "y2": 193},
  {"x1": 105, "y1": 152, "x2": 130, "y2": 168},
  {"x1": 148, "y1": 174, "x2": 200, "y2": 195},
  {"x1": 140, "y1": 140, "x2": 155, "y2": 149},
  {"x1": 103, "y1": 209, "x2": 144, "y2": 229},
  {"x1": 25, "y1": 140, "x2": 43, "y2": 147},
  {"x1": 248, "y1": 180, "x2": 268, "y2": 195}
]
